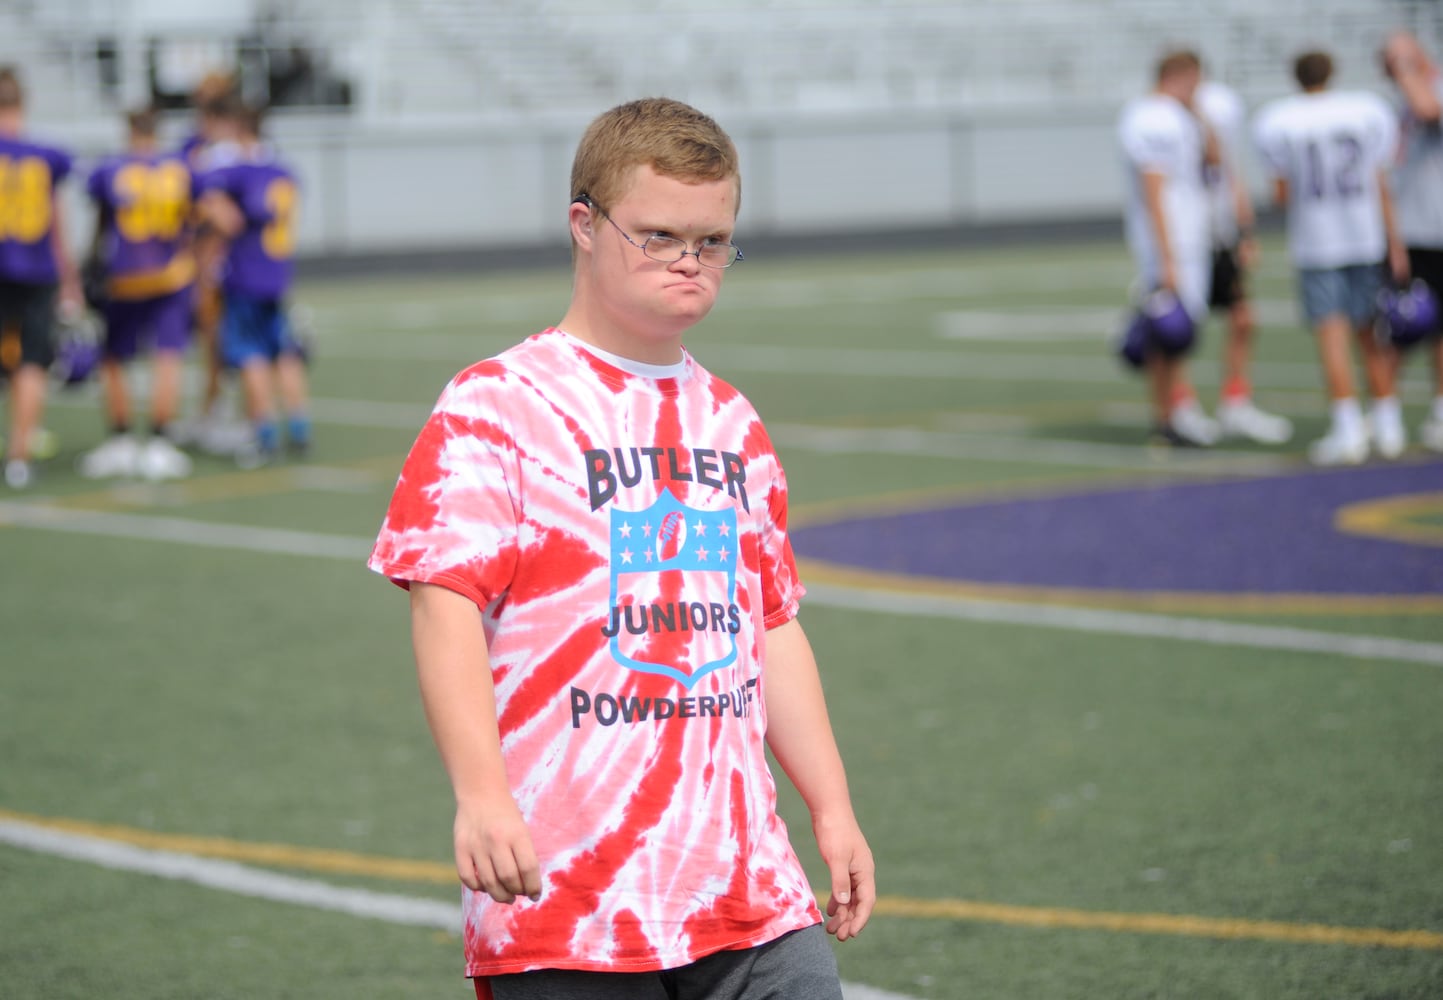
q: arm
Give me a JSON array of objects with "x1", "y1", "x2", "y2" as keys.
[
  {"x1": 1377, "y1": 169, "x2": 1410, "y2": 283},
  {"x1": 1228, "y1": 157, "x2": 1260, "y2": 269},
  {"x1": 1141, "y1": 169, "x2": 1176, "y2": 291},
  {"x1": 196, "y1": 188, "x2": 245, "y2": 240},
  {"x1": 762, "y1": 616, "x2": 874, "y2": 941},
  {"x1": 50, "y1": 195, "x2": 82, "y2": 315},
  {"x1": 409, "y1": 581, "x2": 540, "y2": 904},
  {"x1": 1392, "y1": 59, "x2": 1442, "y2": 124}
]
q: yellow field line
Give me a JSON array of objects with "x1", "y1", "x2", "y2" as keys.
[
  {"x1": 871, "y1": 896, "x2": 1443, "y2": 950},
  {"x1": 5, "y1": 808, "x2": 1440, "y2": 951}
]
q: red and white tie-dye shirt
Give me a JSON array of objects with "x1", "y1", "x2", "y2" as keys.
[{"x1": 368, "y1": 328, "x2": 822, "y2": 981}]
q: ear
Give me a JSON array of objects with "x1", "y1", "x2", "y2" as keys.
[{"x1": 569, "y1": 199, "x2": 594, "y2": 249}]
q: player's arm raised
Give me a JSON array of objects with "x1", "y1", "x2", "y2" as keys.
[
  {"x1": 761, "y1": 617, "x2": 874, "y2": 941},
  {"x1": 409, "y1": 581, "x2": 540, "y2": 904}
]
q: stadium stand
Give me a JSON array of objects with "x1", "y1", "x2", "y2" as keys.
[{"x1": 4, "y1": 0, "x2": 1443, "y2": 124}]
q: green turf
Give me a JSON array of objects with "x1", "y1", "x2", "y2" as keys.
[{"x1": 4, "y1": 236, "x2": 1441, "y2": 1000}]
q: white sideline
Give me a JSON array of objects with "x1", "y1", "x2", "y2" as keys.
[
  {"x1": 0, "y1": 818, "x2": 920, "y2": 1000},
  {"x1": 2, "y1": 500, "x2": 1440, "y2": 667}
]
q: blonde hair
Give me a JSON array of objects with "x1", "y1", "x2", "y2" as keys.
[{"x1": 570, "y1": 97, "x2": 740, "y2": 214}]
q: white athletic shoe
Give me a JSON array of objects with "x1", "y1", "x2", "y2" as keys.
[
  {"x1": 78, "y1": 435, "x2": 140, "y2": 479},
  {"x1": 4, "y1": 459, "x2": 32, "y2": 489},
  {"x1": 1419, "y1": 416, "x2": 1443, "y2": 454},
  {"x1": 1370, "y1": 410, "x2": 1407, "y2": 460},
  {"x1": 1217, "y1": 399, "x2": 1294, "y2": 445},
  {"x1": 137, "y1": 436, "x2": 193, "y2": 481},
  {"x1": 1308, "y1": 428, "x2": 1369, "y2": 466},
  {"x1": 1169, "y1": 400, "x2": 1221, "y2": 447}
]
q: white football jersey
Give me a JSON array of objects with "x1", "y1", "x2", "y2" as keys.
[
  {"x1": 1392, "y1": 77, "x2": 1443, "y2": 249},
  {"x1": 1118, "y1": 93, "x2": 1212, "y2": 318},
  {"x1": 1252, "y1": 89, "x2": 1398, "y2": 268},
  {"x1": 1196, "y1": 80, "x2": 1248, "y2": 248}
]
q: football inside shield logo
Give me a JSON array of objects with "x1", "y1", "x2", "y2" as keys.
[{"x1": 656, "y1": 510, "x2": 687, "y2": 561}]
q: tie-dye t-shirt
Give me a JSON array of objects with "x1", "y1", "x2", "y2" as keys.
[{"x1": 368, "y1": 328, "x2": 822, "y2": 981}]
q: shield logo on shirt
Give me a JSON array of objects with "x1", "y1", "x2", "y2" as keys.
[{"x1": 605, "y1": 490, "x2": 740, "y2": 688}]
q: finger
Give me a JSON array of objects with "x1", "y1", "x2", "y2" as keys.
[
  {"x1": 827, "y1": 857, "x2": 853, "y2": 909},
  {"x1": 454, "y1": 847, "x2": 483, "y2": 893},
  {"x1": 488, "y1": 849, "x2": 525, "y2": 902},
  {"x1": 514, "y1": 841, "x2": 543, "y2": 901}
]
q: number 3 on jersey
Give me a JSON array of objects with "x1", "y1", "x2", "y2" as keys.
[
  {"x1": 262, "y1": 178, "x2": 298, "y2": 260},
  {"x1": 0, "y1": 155, "x2": 53, "y2": 243}
]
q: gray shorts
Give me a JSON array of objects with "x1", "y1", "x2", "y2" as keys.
[
  {"x1": 484, "y1": 924, "x2": 841, "y2": 1000},
  {"x1": 1298, "y1": 263, "x2": 1383, "y2": 328}
]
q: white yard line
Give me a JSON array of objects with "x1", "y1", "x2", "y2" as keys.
[
  {"x1": 3, "y1": 500, "x2": 1438, "y2": 666},
  {"x1": 803, "y1": 583, "x2": 1443, "y2": 668},
  {"x1": 0, "y1": 817, "x2": 920, "y2": 1000}
]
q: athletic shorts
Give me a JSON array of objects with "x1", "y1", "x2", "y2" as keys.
[
  {"x1": 1407, "y1": 246, "x2": 1443, "y2": 340},
  {"x1": 481, "y1": 924, "x2": 841, "y2": 1000},
  {"x1": 1208, "y1": 246, "x2": 1245, "y2": 310},
  {"x1": 103, "y1": 285, "x2": 194, "y2": 361},
  {"x1": 0, "y1": 280, "x2": 57, "y2": 373},
  {"x1": 1298, "y1": 263, "x2": 1383, "y2": 328},
  {"x1": 220, "y1": 292, "x2": 298, "y2": 368}
]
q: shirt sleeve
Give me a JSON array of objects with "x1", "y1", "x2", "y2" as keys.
[
  {"x1": 1121, "y1": 104, "x2": 1181, "y2": 173},
  {"x1": 367, "y1": 372, "x2": 523, "y2": 610}
]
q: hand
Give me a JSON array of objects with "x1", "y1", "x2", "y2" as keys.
[
  {"x1": 1390, "y1": 241, "x2": 1412, "y2": 285},
  {"x1": 1159, "y1": 259, "x2": 1179, "y2": 295},
  {"x1": 1237, "y1": 236, "x2": 1260, "y2": 271},
  {"x1": 453, "y1": 792, "x2": 541, "y2": 904},
  {"x1": 815, "y1": 813, "x2": 875, "y2": 942}
]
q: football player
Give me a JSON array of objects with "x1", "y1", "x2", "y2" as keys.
[
  {"x1": 1381, "y1": 30, "x2": 1443, "y2": 452},
  {"x1": 78, "y1": 106, "x2": 198, "y2": 481},
  {"x1": 196, "y1": 104, "x2": 309, "y2": 465},
  {"x1": 1195, "y1": 74, "x2": 1294, "y2": 444},
  {"x1": 0, "y1": 65, "x2": 81, "y2": 489},
  {"x1": 1253, "y1": 50, "x2": 1408, "y2": 464},
  {"x1": 1118, "y1": 49, "x2": 1219, "y2": 447}
]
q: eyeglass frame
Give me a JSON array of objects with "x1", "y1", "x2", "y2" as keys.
[{"x1": 573, "y1": 194, "x2": 744, "y2": 269}]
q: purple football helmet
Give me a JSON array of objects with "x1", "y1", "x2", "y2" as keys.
[
  {"x1": 1116, "y1": 310, "x2": 1149, "y2": 370},
  {"x1": 52, "y1": 316, "x2": 101, "y2": 386},
  {"x1": 1141, "y1": 290, "x2": 1196, "y2": 357},
  {"x1": 1377, "y1": 279, "x2": 1440, "y2": 349}
]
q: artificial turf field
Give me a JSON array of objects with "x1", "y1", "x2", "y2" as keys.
[{"x1": 2, "y1": 233, "x2": 1441, "y2": 998}]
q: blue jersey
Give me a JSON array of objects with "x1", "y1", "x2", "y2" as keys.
[
  {"x1": 87, "y1": 151, "x2": 197, "y2": 300},
  {"x1": 0, "y1": 134, "x2": 73, "y2": 284},
  {"x1": 199, "y1": 152, "x2": 298, "y2": 300}
]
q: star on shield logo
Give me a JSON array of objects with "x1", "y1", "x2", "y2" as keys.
[{"x1": 606, "y1": 490, "x2": 740, "y2": 688}]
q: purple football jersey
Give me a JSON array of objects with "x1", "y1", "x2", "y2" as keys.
[
  {"x1": 199, "y1": 153, "x2": 298, "y2": 300},
  {"x1": 88, "y1": 151, "x2": 196, "y2": 287},
  {"x1": 0, "y1": 135, "x2": 74, "y2": 284}
]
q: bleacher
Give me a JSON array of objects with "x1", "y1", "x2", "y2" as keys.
[{"x1": 2, "y1": 0, "x2": 1442, "y2": 124}]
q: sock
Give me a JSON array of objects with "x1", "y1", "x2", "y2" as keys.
[
  {"x1": 1331, "y1": 398, "x2": 1364, "y2": 439},
  {"x1": 110, "y1": 422, "x2": 130, "y2": 437},
  {"x1": 256, "y1": 421, "x2": 279, "y2": 453},
  {"x1": 1370, "y1": 395, "x2": 1401, "y2": 425},
  {"x1": 1170, "y1": 385, "x2": 1196, "y2": 410},
  {"x1": 149, "y1": 422, "x2": 169, "y2": 440},
  {"x1": 1222, "y1": 376, "x2": 1250, "y2": 403},
  {"x1": 286, "y1": 414, "x2": 311, "y2": 448}
]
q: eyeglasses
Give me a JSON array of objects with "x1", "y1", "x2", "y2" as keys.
[{"x1": 580, "y1": 197, "x2": 744, "y2": 269}]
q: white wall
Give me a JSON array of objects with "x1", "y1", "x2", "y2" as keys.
[{"x1": 48, "y1": 101, "x2": 1258, "y2": 259}]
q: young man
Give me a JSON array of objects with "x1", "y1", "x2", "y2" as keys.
[
  {"x1": 1118, "y1": 49, "x2": 1219, "y2": 447},
  {"x1": 1195, "y1": 75, "x2": 1294, "y2": 444},
  {"x1": 78, "y1": 106, "x2": 197, "y2": 480},
  {"x1": 1253, "y1": 50, "x2": 1408, "y2": 465},
  {"x1": 196, "y1": 105, "x2": 309, "y2": 465},
  {"x1": 0, "y1": 65, "x2": 81, "y2": 489},
  {"x1": 368, "y1": 98, "x2": 874, "y2": 1000},
  {"x1": 1381, "y1": 30, "x2": 1443, "y2": 452}
]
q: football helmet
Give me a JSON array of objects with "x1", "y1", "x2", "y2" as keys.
[
  {"x1": 1376, "y1": 279, "x2": 1440, "y2": 349},
  {"x1": 52, "y1": 313, "x2": 102, "y2": 386},
  {"x1": 1141, "y1": 290, "x2": 1196, "y2": 357},
  {"x1": 1116, "y1": 310, "x2": 1149, "y2": 370}
]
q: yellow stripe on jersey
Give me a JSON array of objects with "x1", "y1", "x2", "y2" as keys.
[{"x1": 107, "y1": 253, "x2": 197, "y2": 301}]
